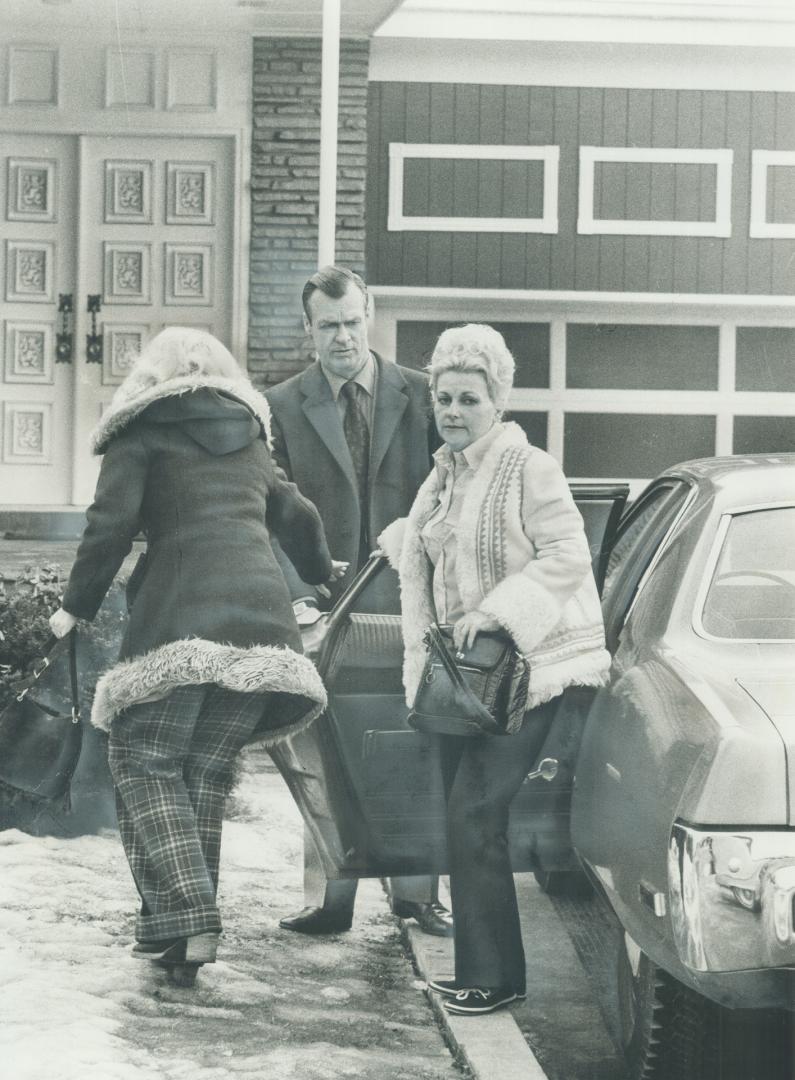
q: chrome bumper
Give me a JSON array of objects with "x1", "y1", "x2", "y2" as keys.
[{"x1": 669, "y1": 823, "x2": 795, "y2": 972}]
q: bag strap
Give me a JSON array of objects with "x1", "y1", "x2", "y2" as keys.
[
  {"x1": 426, "y1": 624, "x2": 472, "y2": 693},
  {"x1": 425, "y1": 623, "x2": 503, "y2": 735},
  {"x1": 13, "y1": 629, "x2": 81, "y2": 724}
]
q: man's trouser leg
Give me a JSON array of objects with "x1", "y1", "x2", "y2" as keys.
[
  {"x1": 304, "y1": 825, "x2": 435, "y2": 912},
  {"x1": 303, "y1": 823, "x2": 359, "y2": 911}
]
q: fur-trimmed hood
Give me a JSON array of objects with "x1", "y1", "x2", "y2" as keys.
[{"x1": 92, "y1": 371, "x2": 272, "y2": 455}]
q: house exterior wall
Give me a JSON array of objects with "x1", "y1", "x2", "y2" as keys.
[
  {"x1": 361, "y1": 54, "x2": 795, "y2": 485},
  {"x1": 248, "y1": 37, "x2": 369, "y2": 387},
  {"x1": 366, "y1": 82, "x2": 795, "y2": 295}
]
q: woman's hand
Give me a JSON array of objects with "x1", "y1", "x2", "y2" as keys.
[
  {"x1": 316, "y1": 559, "x2": 349, "y2": 599},
  {"x1": 49, "y1": 607, "x2": 78, "y2": 639},
  {"x1": 452, "y1": 611, "x2": 501, "y2": 653}
]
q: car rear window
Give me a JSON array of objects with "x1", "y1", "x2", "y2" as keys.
[{"x1": 702, "y1": 507, "x2": 795, "y2": 640}]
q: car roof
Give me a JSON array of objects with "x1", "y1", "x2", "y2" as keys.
[{"x1": 660, "y1": 454, "x2": 795, "y2": 510}]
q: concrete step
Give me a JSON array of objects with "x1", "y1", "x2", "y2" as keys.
[{"x1": 0, "y1": 507, "x2": 87, "y2": 541}]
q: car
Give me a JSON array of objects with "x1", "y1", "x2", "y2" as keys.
[
  {"x1": 252, "y1": 455, "x2": 795, "y2": 1078},
  {"x1": 570, "y1": 454, "x2": 795, "y2": 1077}
]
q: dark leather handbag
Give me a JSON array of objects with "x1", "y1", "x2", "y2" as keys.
[
  {"x1": 408, "y1": 623, "x2": 529, "y2": 737},
  {"x1": 0, "y1": 630, "x2": 82, "y2": 803}
]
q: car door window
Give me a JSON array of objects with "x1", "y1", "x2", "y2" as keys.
[
  {"x1": 571, "y1": 484, "x2": 630, "y2": 594},
  {"x1": 602, "y1": 480, "x2": 692, "y2": 652}
]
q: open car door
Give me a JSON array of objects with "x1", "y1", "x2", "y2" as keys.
[{"x1": 270, "y1": 483, "x2": 629, "y2": 880}]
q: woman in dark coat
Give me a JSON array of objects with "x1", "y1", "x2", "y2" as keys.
[{"x1": 49, "y1": 327, "x2": 341, "y2": 981}]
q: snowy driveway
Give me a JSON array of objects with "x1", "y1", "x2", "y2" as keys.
[{"x1": 0, "y1": 749, "x2": 460, "y2": 1080}]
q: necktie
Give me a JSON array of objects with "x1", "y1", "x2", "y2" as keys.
[{"x1": 341, "y1": 380, "x2": 370, "y2": 508}]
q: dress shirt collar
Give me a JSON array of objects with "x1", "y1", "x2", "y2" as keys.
[
  {"x1": 433, "y1": 420, "x2": 503, "y2": 477},
  {"x1": 322, "y1": 351, "x2": 376, "y2": 401}
]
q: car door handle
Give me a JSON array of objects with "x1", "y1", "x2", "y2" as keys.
[{"x1": 526, "y1": 757, "x2": 559, "y2": 782}]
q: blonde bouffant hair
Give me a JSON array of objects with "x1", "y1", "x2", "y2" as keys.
[
  {"x1": 133, "y1": 327, "x2": 243, "y2": 385},
  {"x1": 427, "y1": 323, "x2": 515, "y2": 411}
]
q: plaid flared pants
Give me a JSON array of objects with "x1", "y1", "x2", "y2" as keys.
[{"x1": 108, "y1": 684, "x2": 269, "y2": 943}]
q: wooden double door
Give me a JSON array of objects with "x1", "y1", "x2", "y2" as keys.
[{"x1": 0, "y1": 133, "x2": 234, "y2": 506}]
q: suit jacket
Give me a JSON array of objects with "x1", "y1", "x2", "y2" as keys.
[{"x1": 266, "y1": 353, "x2": 437, "y2": 613}]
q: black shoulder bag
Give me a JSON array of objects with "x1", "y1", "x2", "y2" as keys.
[
  {"x1": 408, "y1": 623, "x2": 529, "y2": 738},
  {"x1": 0, "y1": 629, "x2": 82, "y2": 803}
]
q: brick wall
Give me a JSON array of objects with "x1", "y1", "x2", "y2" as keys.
[{"x1": 248, "y1": 37, "x2": 370, "y2": 388}]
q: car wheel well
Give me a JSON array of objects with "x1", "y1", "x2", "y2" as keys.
[{"x1": 618, "y1": 933, "x2": 720, "y2": 1080}]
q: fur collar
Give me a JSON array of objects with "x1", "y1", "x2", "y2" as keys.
[
  {"x1": 407, "y1": 421, "x2": 529, "y2": 531},
  {"x1": 91, "y1": 373, "x2": 272, "y2": 455}
]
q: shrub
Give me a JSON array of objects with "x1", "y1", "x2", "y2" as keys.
[{"x1": 0, "y1": 564, "x2": 127, "y2": 713}]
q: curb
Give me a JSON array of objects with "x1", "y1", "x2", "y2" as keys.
[{"x1": 400, "y1": 919, "x2": 550, "y2": 1080}]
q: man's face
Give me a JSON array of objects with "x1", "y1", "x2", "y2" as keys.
[{"x1": 304, "y1": 285, "x2": 370, "y2": 380}]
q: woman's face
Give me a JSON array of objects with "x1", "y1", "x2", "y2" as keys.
[{"x1": 433, "y1": 369, "x2": 498, "y2": 452}]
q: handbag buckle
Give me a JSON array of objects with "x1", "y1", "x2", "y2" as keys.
[
  {"x1": 15, "y1": 687, "x2": 30, "y2": 702},
  {"x1": 32, "y1": 656, "x2": 51, "y2": 679},
  {"x1": 71, "y1": 707, "x2": 81, "y2": 724}
]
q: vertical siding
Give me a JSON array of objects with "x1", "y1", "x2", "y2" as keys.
[
  {"x1": 550, "y1": 87, "x2": 578, "y2": 289},
  {"x1": 598, "y1": 88, "x2": 628, "y2": 293},
  {"x1": 773, "y1": 94, "x2": 795, "y2": 292},
  {"x1": 748, "y1": 93, "x2": 776, "y2": 294},
  {"x1": 723, "y1": 92, "x2": 752, "y2": 294},
  {"x1": 697, "y1": 91, "x2": 728, "y2": 292},
  {"x1": 672, "y1": 91, "x2": 701, "y2": 294},
  {"x1": 366, "y1": 83, "x2": 795, "y2": 294},
  {"x1": 452, "y1": 84, "x2": 480, "y2": 288}
]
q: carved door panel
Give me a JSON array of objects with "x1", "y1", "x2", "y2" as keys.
[
  {"x1": 72, "y1": 135, "x2": 234, "y2": 504},
  {"x1": 0, "y1": 135, "x2": 77, "y2": 504}
]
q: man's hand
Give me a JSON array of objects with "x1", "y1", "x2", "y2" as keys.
[
  {"x1": 49, "y1": 607, "x2": 78, "y2": 639},
  {"x1": 317, "y1": 559, "x2": 349, "y2": 599},
  {"x1": 452, "y1": 611, "x2": 501, "y2": 653}
]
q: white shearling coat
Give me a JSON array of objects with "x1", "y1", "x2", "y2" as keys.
[{"x1": 378, "y1": 422, "x2": 611, "y2": 712}]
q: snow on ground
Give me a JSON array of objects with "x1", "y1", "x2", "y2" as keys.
[{"x1": 0, "y1": 749, "x2": 460, "y2": 1080}]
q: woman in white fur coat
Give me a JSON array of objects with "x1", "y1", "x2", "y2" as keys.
[
  {"x1": 378, "y1": 324, "x2": 610, "y2": 1016},
  {"x1": 49, "y1": 327, "x2": 343, "y2": 981}
]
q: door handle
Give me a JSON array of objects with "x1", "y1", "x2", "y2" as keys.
[
  {"x1": 55, "y1": 293, "x2": 73, "y2": 363},
  {"x1": 526, "y1": 757, "x2": 559, "y2": 782},
  {"x1": 85, "y1": 294, "x2": 103, "y2": 363}
]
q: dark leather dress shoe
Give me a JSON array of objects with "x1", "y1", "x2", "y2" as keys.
[
  {"x1": 392, "y1": 900, "x2": 454, "y2": 937},
  {"x1": 278, "y1": 905, "x2": 353, "y2": 935}
]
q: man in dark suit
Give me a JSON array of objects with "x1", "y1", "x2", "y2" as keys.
[{"x1": 266, "y1": 265, "x2": 451, "y2": 936}]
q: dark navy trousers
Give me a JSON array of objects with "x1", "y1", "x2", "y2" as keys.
[{"x1": 438, "y1": 699, "x2": 559, "y2": 992}]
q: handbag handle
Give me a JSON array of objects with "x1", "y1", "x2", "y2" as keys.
[{"x1": 14, "y1": 630, "x2": 80, "y2": 724}]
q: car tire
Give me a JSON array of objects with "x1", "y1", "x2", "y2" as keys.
[
  {"x1": 532, "y1": 867, "x2": 594, "y2": 898},
  {"x1": 617, "y1": 932, "x2": 719, "y2": 1080}
]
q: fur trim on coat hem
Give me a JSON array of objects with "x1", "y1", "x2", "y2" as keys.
[{"x1": 90, "y1": 639, "x2": 327, "y2": 744}]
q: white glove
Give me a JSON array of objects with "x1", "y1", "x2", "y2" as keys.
[{"x1": 49, "y1": 607, "x2": 78, "y2": 638}]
